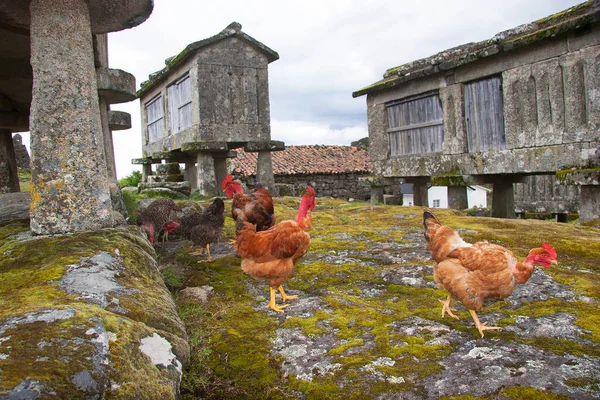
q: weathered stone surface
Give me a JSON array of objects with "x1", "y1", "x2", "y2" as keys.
[
  {"x1": 29, "y1": 0, "x2": 114, "y2": 234},
  {"x1": 0, "y1": 191, "x2": 30, "y2": 225},
  {"x1": 139, "y1": 181, "x2": 191, "y2": 198},
  {"x1": 0, "y1": 224, "x2": 188, "y2": 399},
  {"x1": 108, "y1": 110, "x2": 132, "y2": 131}
]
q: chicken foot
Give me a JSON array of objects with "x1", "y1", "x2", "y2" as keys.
[
  {"x1": 267, "y1": 287, "x2": 289, "y2": 312},
  {"x1": 469, "y1": 309, "x2": 501, "y2": 338},
  {"x1": 191, "y1": 244, "x2": 214, "y2": 262},
  {"x1": 278, "y1": 285, "x2": 298, "y2": 302},
  {"x1": 439, "y1": 294, "x2": 459, "y2": 319}
]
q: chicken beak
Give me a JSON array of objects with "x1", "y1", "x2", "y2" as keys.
[{"x1": 551, "y1": 259, "x2": 558, "y2": 265}]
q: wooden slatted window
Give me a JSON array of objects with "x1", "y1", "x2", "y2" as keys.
[
  {"x1": 168, "y1": 74, "x2": 192, "y2": 134},
  {"x1": 464, "y1": 76, "x2": 505, "y2": 152},
  {"x1": 386, "y1": 92, "x2": 444, "y2": 157},
  {"x1": 146, "y1": 95, "x2": 164, "y2": 143}
]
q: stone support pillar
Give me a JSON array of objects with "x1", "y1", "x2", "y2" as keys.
[
  {"x1": 196, "y1": 152, "x2": 218, "y2": 196},
  {"x1": 491, "y1": 182, "x2": 516, "y2": 218},
  {"x1": 213, "y1": 157, "x2": 228, "y2": 190},
  {"x1": 412, "y1": 180, "x2": 429, "y2": 207},
  {"x1": 579, "y1": 186, "x2": 600, "y2": 223},
  {"x1": 183, "y1": 162, "x2": 197, "y2": 191},
  {"x1": 370, "y1": 186, "x2": 384, "y2": 204},
  {"x1": 447, "y1": 186, "x2": 468, "y2": 210},
  {"x1": 29, "y1": 0, "x2": 113, "y2": 234},
  {"x1": 256, "y1": 151, "x2": 276, "y2": 194},
  {"x1": 0, "y1": 129, "x2": 20, "y2": 193},
  {"x1": 142, "y1": 163, "x2": 152, "y2": 183},
  {"x1": 99, "y1": 98, "x2": 117, "y2": 179}
]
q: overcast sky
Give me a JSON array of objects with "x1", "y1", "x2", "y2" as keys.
[{"x1": 17, "y1": 0, "x2": 584, "y2": 179}]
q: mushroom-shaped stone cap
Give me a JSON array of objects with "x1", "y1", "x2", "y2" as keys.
[{"x1": 0, "y1": 0, "x2": 154, "y2": 34}]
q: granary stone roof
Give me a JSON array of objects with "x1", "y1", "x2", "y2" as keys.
[
  {"x1": 230, "y1": 145, "x2": 372, "y2": 176},
  {"x1": 138, "y1": 22, "x2": 279, "y2": 97},
  {"x1": 352, "y1": 0, "x2": 600, "y2": 97}
]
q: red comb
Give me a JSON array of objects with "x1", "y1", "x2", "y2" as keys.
[
  {"x1": 542, "y1": 242, "x2": 557, "y2": 259},
  {"x1": 307, "y1": 186, "x2": 315, "y2": 195},
  {"x1": 221, "y1": 175, "x2": 234, "y2": 188}
]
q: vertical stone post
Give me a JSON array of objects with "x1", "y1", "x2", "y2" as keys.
[
  {"x1": 213, "y1": 157, "x2": 228, "y2": 190},
  {"x1": 29, "y1": 0, "x2": 114, "y2": 234},
  {"x1": 0, "y1": 129, "x2": 20, "y2": 193},
  {"x1": 447, "y1": 186, "x2": 468, "y2": 210},
  {"x1": 196, "y1": 152, "x2": 218, "y2": 196},
  {"x1": 142, "y1": 163, "x2": 152, "y2": 183},
  {"x1": 183, "y1": 162, "x2": 197, "y2": 191},
  {"x1": 256, "y1": 151, "x2": 276, "y2": 194},
  {"x1": 370, "y1": 186, "x2": 384, "y2": 204},
  {"x1": 491, "y1": 182, "x2": 516, "y2": 218},
  {"x1": 412, "y1": 180, "x2": 429, "y2": 207}
]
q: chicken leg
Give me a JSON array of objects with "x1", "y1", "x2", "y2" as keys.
[
  {"x1": 469, "y1": 310, "x2": 501, "y2": 338},
  {"x1": 439, "y1": 294, "x2": 459, "y2": 319},
  {"x1": 278, "y1": 285, "x2": 297, "y2": 302},
  {"x1": 192, "y1": 244, "x2": 214, "y2": 262},
  {"x1": 267, "y1": 287, "x2": 289, "y2": 312}
]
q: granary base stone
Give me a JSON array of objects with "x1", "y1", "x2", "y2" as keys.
[
  {"x1": 29, "y1": 0, "x2": 114, "y2": 234},
  {"x1": 447, "y1": 186, "x2": 468, "y2": 210},
  {"x1": 196, "y1": 152, "x2": 218, "y2": 197}
]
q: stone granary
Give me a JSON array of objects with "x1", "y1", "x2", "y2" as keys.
[
  {"x1": 134, "y1": 22, "x2": 282, "y2": 197},
  {"x1": 0, "y1": 0, "x2": 149, "y2": 234},
  {"x1": 353, "y1": 0, "x2": 600, "y2": 222}
]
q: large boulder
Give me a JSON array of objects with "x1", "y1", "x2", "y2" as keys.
[{"x1": 0, "y1": 224, "x2": 189, "y2": 399}]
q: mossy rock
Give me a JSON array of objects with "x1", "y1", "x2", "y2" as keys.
[{"x1": 0, "y1": 224, "x2": 189, "y2": 399}]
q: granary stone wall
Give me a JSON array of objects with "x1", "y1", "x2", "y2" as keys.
[
  {"x1": 354, "y1": 1, "x2": 600, "y2": 220},
  {"x1": 514, "y1": 175, "x2": 580, "y2": 214},
  {"x1": 241, "y1": 173, "x2": 372, "y2": 200}
]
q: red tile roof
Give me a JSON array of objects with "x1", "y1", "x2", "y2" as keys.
[{"x1": 230, "y1": 145, "x2": 371, "y2": 176}]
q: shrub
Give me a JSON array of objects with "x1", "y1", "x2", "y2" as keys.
[{"x1": 119, "y1": 170, "x2": 142, "y2": 188}]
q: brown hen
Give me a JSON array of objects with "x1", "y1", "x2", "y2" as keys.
[{"x1": 423, "y1": 209, "x2": 558, "y2": 337}]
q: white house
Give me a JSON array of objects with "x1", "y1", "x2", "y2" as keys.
[{"x1": 401, "y1": 184, "x2": 490, "y2": 209}]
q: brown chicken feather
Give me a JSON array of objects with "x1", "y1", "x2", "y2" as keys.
[
  {"x1": 423, "y1": 209, "x2": 558, "y2": 337},
  {"x1": 234, "y1": 187, "x2": 315, "y2": 312},
  {"x1": 222, "y1": 175, "x2": 275, "y2": 232}
]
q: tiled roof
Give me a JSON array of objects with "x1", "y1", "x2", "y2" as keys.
[{"x1": 230, "y1": 145, "x2": 372, "y2": 176}]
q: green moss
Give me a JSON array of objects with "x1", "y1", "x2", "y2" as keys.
[
  {"x1": 430, "y1": 171, "x2": 467, "y2": 187},
  {"x1": 501, "y1": 386, "x2": 571, "y2": 399}
]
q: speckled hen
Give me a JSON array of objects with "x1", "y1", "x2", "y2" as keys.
[
  {"x1": 136, "y1": 198, "x2": 181, "y2": 246},
  {"x1": 182, "y1": 198, "x2": 225, "y2": 262}
]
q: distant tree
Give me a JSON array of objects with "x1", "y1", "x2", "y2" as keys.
[{"x1": 351, "y1": 137, "x2": 369, "y2": 151}]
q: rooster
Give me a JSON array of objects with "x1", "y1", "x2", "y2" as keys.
[
  {"x1": 179, "y1": 198, "x2": 225, "y2": 262},
  {"x1": 136, "y1": 198, "x2": 181, "y2": 246},
  {"x1": 222, "y1": 175, "x2": 275, "y2": 232},
  {"x1": 423, "y1": 209, "x2": 558, "y2": 337},
  {"x1": 234, "y1": 187, "x2": 316, "y2": 312}
]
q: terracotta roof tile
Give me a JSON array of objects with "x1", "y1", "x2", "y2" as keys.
[{"x1": 230, "y1": 145, "x2": 371, "y2": 176}]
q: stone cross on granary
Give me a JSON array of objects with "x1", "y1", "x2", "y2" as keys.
[
  {"x1": 0, "y1": 0, "x2": 151, "y2": 234},
  {"x1": 134, "y1": 22, "x2": 283, "y2": 197}
]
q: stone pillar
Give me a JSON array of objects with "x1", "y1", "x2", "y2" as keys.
[
  {"x1": 491, "y1": 182, "x2": 516, "y2": 218},
  {"x1": 99, "y1": 98, "x2": 117, "y2": 179},
  {"x1": 213, "y1": 157, "x2": 228, "y2": 190},
  {"x1": 256, "y1": 151, "x2": 276, "y2": 194},
  {"x1": 413, "y1": 181, "x2": 429, "y2": 207},
  {"x1": 370, "y1": 186, "x2": 384, "y2": 203},
  {"x1": 142, "y1": 163, "x2": 152, "y2": 183},
  {"x1": 447, "y1": 186, "x2": 468, "y2": 210},
  {"x1": 183, "y1": 162, "x2": 197, "y2": 191},
  {"x1": 579, "y1": 186, "x2": 600, "y2": 223},
  {"x1": 196, "y1": 152, "x2": 218, "y2": 196},
  {"x1": 0, "y1": 129, "x2": 20, "y2": 193},
  {"x1": 29, "y1": 0, "x2": 114, "y2": 234}
]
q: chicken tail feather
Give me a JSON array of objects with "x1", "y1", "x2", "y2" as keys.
[{"x1": 423, "y1": 208, "x2": 442, "y2": 242}]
